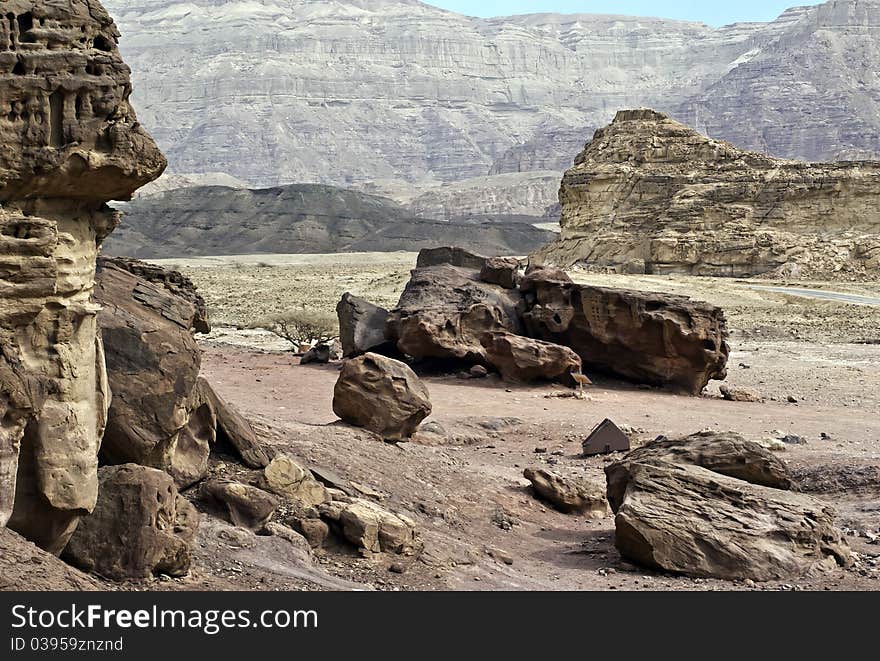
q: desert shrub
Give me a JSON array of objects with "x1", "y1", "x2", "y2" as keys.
[{"x1": 253, "y1": 308, "x2": 338, "y2": 346}]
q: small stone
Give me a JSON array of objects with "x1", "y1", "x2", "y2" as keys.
[
  {"x1": 787, "y1": 395, "x2": 799, "y2": 403},
  {"x1": 469, "y1": 365, "x2": 489, "y2": 378}
]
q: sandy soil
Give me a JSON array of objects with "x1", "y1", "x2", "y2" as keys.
[{"x1": 113, "y1": 253, "x2": 880, "y2": 592}]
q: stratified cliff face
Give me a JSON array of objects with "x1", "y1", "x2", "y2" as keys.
[
  {"x1": 535, "y1": 109, "x2": 880, "y2": 277},
  {"x1": 100, "y1": 0, "x2": 808, "y2": 190},
  {"x1": 677, "y1": 0, "x2": 880, "y2": 162},
  {"x1": 101, "y1": 0, "x2": 880, "y2": 199},
  {"x1": 0, "y1": 0, "x2": 165, "y2": 553}
]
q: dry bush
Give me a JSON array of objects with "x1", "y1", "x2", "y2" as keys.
[{"x1": 252, "y1": 308, "x2": 339, "y2": 346}]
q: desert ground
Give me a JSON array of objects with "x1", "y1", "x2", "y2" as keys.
[{"x1": 130, "y1": 252, "x2": 880, "y2": 592}]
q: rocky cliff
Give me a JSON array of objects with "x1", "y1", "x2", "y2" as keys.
[
  {"x1": 103, "y1": 184, "x2": 555, "y2": 258},
  {"x1": 534, "y1": 109, "x2": 880, "y2": 277},
  {"x1": 0, "y1": 0, "x2": 164, "y2": 552},
  {"x1": 100, "y1": 0, "x2": 880, "y2": 203}
]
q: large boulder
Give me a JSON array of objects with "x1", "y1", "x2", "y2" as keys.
[
  {"x1": 481, "y1": 332, "x2": 582, "y2": 384},
  {"x1": 63, "y1": 465, "x2": 199, "y2": 580},
  {"x1": 605, "y1": 437, "x2": 850, "y2": 581},
  {"x1": 387, "y1": 258, "x2": 524, "y2": 367},
  {"x1": 480, "y1": 257, "x2": 521, "y2": 289},
  {"x1": 333, "y1": 353, "x2": 432, "y2": 440},
  {"x1": 0, "y1": 528, "x2": 103, "y2": 591},
  {"x1": 94, "y1": 262, "x2": 269, "y2": 486},
  {"x1": 94, "y1": 258, "x2": 211, "y2": 488},
  {"x1": 521, "y1": 266, "x2": 729, "y2": 394},
  {"x1": 264, "y1": 454, "x2": 329, "y2": 507},
  {"x1": 606, "y1": 430, "x2": 792, "y2": 509},
  {"x1": 0, "y1": 0, "x2": 165, "y2": 553},
  {"x1": 336, "y1": 293, "x2": 394, "y2": 358}
]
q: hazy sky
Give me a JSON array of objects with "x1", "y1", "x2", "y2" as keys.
[{"x1": 425, "y1": 1, "x2": 824, "y2": 25}]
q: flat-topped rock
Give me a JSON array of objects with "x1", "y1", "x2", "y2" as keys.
[{"x1": 536, "y1": 109, "x2": 880, "y2": 278}]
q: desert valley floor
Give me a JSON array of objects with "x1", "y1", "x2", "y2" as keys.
[{"x1": 73, "y1": 251, "x2": 874, "y2": 593}]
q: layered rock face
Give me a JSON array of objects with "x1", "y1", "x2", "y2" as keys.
[
  {"x1": 536, "y1": 109, "x2": 880, "y2": 277},
  {"x1": 520, "y1": 266, "x2": 729, "y2": 394},
  {"x1": 606, "y1": 433, "x2": 851, "y2": 580},
  {"x1": 0, "y1": 0, "x2": 164, "y2": 552},
  {"x1": 103, "y1": 183, "x2": 555, "y2": 259},
  {"x1": 102, "y1": 0, "x2": 880, "y2": 194}
]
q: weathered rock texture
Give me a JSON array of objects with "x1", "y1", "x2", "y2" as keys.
[
  {"x1": 520, "y1": 266, "x2": 729, "y2": 393},
  {"x1": 0, "y1": 527, "x2": 103, "y2": 591},
  {"x1": 94, "y1": 260, "x2": 267, "y2": 486},
  {"x1": 63, "y1": 464, "x2": 198, "y2": 580},
  {"x1": 103, "y1": 0, "x2": 880, "y2": 196},
  {"x1": 94, "y1": 257, "x2": 207, "y2": 487},
  {"x1": 333, "y1": 353, "x2": 432, "y2": 440},
  {"x1": 536, "y1": 109, "x2": 880, "y2": 277},
  {"x1": 319, "y1": 498, "x2": 417, "y2": 555},
  {"x1": 336, "y1": 293, "x2": 393, "y2": 358},
  {"x1": 388, "y1": 259, "x2": 525, "y2": 368},
  {"x1": 523, "y1": 468, "x2": 609, "y2": 518},
  {"x1": 605, "y1": 431, "x2": 793, "y2": 509},
  {"x1": 0, "y1": 0, "x2": 164, "y2": 552},
  {"x1": 606, "y1": 436, "x2": 851, "y2": 580}
]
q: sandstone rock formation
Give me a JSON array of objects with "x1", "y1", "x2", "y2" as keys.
[
  {"x1": 263, "y1": 454, "x2": 328, "y2": 508},
  {"x1": 98, "y1": 255, "x2": 210, "y2": 332},
  {"x1": 333, "y1": 354, "x2": 432, "y2": 440},
  {"x1": 337, "y1": 293, "x2": 393, "y2": 359},
  {"x1": 63, "y1": 464, "x2": 198, "y2": 580},
  {"x1": 387, "y1": 260, "x2": 525, "y2": 367},
  {"x1": 605, "y1": 431, "x2": 794, "y2": 507},
  {"x1": 319, "y1": 498, "x2": 417, "y2": 555},
  {"x1": 104, "y1": 0, "x2": 880, "y2": 194},
  {"x1": 523, "y1": 468, "x2": 609, "y2": 518},
  {"x1": 200, "y1": 480, "x2": 279, "y2": 530},
  {"x1": 94, "y1": 257, "x2": 208, "y2": 487},
  {"x1": 481, "y1": 332, "x2": 582, "y2": 385},
  {"x1": 0, "y1": 0, "x2": 164, "y2": 553},
  {"x1": 536, "y1": 109, "x2": 880, "y2": 277},
  {"x1": 520, "y1": 266, "x2": 729, "y2": 393},
  {"x1": 94, "y1": 260, "x2": 268, "y2": 486},
  {"x1": 605, "y1": 436, "x2": 850, "y2": 580}
]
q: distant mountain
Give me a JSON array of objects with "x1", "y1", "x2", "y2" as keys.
[{"x1": 103, "y1": 184, "x2": 556, "y2": 258}]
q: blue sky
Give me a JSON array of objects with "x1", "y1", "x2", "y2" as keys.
[{"x1": 425, "y1": 1, "x2": 824, "y2": 26}]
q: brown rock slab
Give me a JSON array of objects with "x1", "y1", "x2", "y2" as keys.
[
  {"x1": 336, "y1": 293, "x2": 394, "y2": 358},
  {"x1": 94, "y1": 259, "x2": 210, "y2": 488},
  {"x1": 479, "y1": 256, "x2": 521, "y2": 289},
  {"x1": 333, "y1": 353, "x2": 432, "y2": 439},
  {"x1": 63, "y1": 465, "x2": 198, "y2": 580},
  {"x1": 200, "y1": 480, "x2": 279, "y2": 530},
  {"x1": 606, "y1": 458, "x2": 850, "y2": 581},
  {"x1": 523, "y1": 468, "x2": 609, "y2": 517},
  {"x1": 521, "y1": 267, "x2": 729, "y2": 394},
  {"x1": 481, "y1": 331, "x2": 581, "y2": 384},
  {"x1": 606, "y1": 430, "x2": 793, "y2": 511}
]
